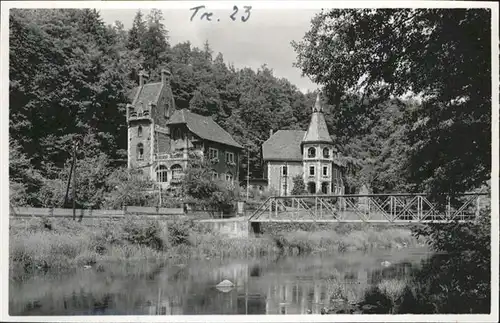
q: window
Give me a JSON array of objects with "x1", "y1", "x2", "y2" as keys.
[
  {"x1": 171, "y1": 164, "x2": 183, "y2": 179},
  {"x1": 307, "y1": 147, "x2": 316, "y2": 158},
  {"x1": 323, "y1": 166, "x2": 329, "y2": 176},
  {"x1": 211, "y1": 171, "x2": 219, "y2": 180},
  {"x1": 309, "y1": 166, "x2": 315, "y2": 176},
  {"x1": 173, "y1": 128, "x2": 182, "y2": 140},
  {"x1": 321, "y1": 182, "x2": 329, "y2": 194},
  {"x1": 137, "y1": 143, "x2": 144, "y2": 160},
  {"x1": 138, "y1": 125, "x2": 143, "y2": 138},
  {"x1": 282, "y1": 165, "x2": 288, "y2": 176},
  {"x1": 209, "y1": 148, "x2": 218, "y2": 160},
  {"x1": 225, "y1": 152, "x2": 234, "y2": 163},
  {"x1": 156, "y1": 165, "x2": 168, "y2": 182},
  {"x1": 323, "y1": 147, "x2": 330, "y2": 158},
  {"x1": 225, "y1": 172, "x2": 233, "y2": 183},
  {"x1": 307, "y1": 182, "x2": 316, "y2": 194}
]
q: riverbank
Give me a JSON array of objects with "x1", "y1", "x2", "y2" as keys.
[{"x1": 9, "y1": 217, "x2": 425, "y2": 274}]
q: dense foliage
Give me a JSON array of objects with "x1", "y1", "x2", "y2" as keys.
[
  {"x1": 290, "y1": 175, "x2": 306, "y2": 195},
  {"x1": 9, "y1": 8, "x2": 326, "y2": 207},
  {"x1": 181, "y1": 156, "x2": 237, "y2": 215},
  {"x1": 10, "y1": 8, "x2": 490, "y2": 207},
  {"x1": 293, "y1": 8, "x2": 491, "y2": 196},
  {"x1": 357, "y1": 208, "x2": 491, "y2": 314}
]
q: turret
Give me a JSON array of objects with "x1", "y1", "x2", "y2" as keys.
[{"x1": 301, "y1": 92, "x2": 335, "y2": 194}]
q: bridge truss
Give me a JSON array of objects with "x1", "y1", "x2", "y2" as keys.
[{"x1": 248, "y1": 193, "x2": 489, "y2": 224}]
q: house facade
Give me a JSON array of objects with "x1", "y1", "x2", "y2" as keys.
[
  {"x1": 127, "y1": 70, "x2": 243, "y2": 189},
  {"x1": 262, "y1": 94, "x2": 345, "y2": 196}
]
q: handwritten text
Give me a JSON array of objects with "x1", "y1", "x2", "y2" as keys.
[{"x1": 190, "y1": 5, "x2": 252, "y2": 22}]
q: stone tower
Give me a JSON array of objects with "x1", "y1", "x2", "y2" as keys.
[
  {"x1": 127, "y1": 69, "x2": 175, "y2": 175},
  {"x1": 301, "y1": 93, "x2": 335, "y2": 194}
]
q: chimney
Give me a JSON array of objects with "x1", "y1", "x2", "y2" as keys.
[
  {"x1": 269, "y1": 129, "x2": 274, "y2": 138},
  {"x1": 139, "y1": 71, "x2": 148, "y2": 87},
  {"x1": 161, "y1": 69, "x2": 171, "y2": 85}
]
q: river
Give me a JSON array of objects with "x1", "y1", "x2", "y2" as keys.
[{"x1": 9, "y1": 247, "x2": 430, "y2": 315}]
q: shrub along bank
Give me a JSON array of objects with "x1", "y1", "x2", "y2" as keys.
[{"x1": 9, "y1": 217, "x2": 424, "y2": 274}]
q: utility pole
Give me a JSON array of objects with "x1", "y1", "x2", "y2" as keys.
[
  {"x1": 72, "y1": 140, "x2": 79, "y2": 221},
  {"x1": 64, "y1": 150, "x2": 76, "y2": 208},
  {"x1": 246, "y1": 148, "x2": 250, "y2": 201},
  {"x1": 284, "y1": 161, "x2": 288, "y2": 196}
]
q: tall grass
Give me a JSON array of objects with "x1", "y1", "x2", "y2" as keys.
[{"x1": 9, "y1": 217, "x2": 423, "y2": 273}]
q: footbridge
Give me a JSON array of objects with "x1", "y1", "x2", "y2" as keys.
[{"x1": 248, "y1": 192, "x2": 488, "y2": 228}]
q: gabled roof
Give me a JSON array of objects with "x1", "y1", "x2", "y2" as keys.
[
  {"x1": 302, "y1": 94, "x2": 333, "y2": 144},
  {"x1": 262, "y1": 130, "x2": 305, "y2": 161},
  {"x1": 167, "y1": 109, "x2": 243, "y2": 149},
  {"x1": 131, "y1": 82, "x2": 164, "y2": 109}
]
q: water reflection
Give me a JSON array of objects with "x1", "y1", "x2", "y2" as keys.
[{"x1": 9, "y1": 248, "x2": 429, "y2": 315}]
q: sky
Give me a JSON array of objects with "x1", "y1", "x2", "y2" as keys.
[{"x1": 99, "y1": 8, "x2": 320, "y2": 93}]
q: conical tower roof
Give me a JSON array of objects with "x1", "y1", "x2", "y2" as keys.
[{"x1": 302, "y1": 93, "x2": 333, "y2": 144}]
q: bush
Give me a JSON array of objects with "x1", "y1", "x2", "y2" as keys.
[
  {"x1": 167, "y1": 219, "x2": 193, "y2": 246},
  {"x1": 290, "y1": 175, "x2": 306, "y2": 195},
  {"x1": 121, "y1": 217, "x2": 164, "y2": 251}
]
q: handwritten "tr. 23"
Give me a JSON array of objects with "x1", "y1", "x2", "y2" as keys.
[{"x1": 190, "y1": 5, "x2": 252, "y2": 22}]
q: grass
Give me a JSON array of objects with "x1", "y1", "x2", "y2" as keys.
[{"x1": 9, "y1": 216, "x2": 425, "y2": 274}]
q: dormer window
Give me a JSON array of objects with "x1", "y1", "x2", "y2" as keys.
[
  {"x1": 138, "y1": 126, "x2": 143, "y2": 138},
  {"x1": 308, "y1": 147, "x2": 316, "y2": 158},
  {"x1": 323, "y1": 148, "x2": 330, "y2": 158}
]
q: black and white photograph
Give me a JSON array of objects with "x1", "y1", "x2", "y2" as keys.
[{"x1": 1, "y1": 1, "x2": 498, "y2": 321}]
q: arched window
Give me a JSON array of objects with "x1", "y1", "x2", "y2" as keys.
[
  {"x1": 321, "y1": 182, "x2": 329, "y2": 194},
  {"x1": 323, "y1": 147, "x2": 330, "y2": 158},
  {"x1": 307, "y1": 147, "x2": 316, "y2": 158},
  {"x1": 225, "y1": 172, "x2": 233, "y2": 183},
  {"x1": 156, "y1": 165, "x2": 168, "y2": 182},
  {"x1": 137, "y1": 143, "x2": 144, "y2": 160},
  {"x1": 138, "y1": 125, "x2": 143, "y2": 137},
  {"x1": 307, "y1": 182, "x2": 316, "y2": 194},
  {"x1": 171, "y1": 164, "x2": 183, "y2": 180}
]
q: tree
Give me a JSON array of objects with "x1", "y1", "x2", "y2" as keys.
[
  {"x1": 127, "y1": 10, "x2": 146, "y2": 50},
  {"x1": 291, "y1": 175, "x2": 306, "y2": 195},
  {"x1": 181, "y1": 156, "x2": 236, "y2": 215},
  {"x1": 103, "y1": 167, "x2": 156, "y2": 209},
  {"x1": 9, "y1": 138, "x2": 42, "y2": 206},
  {"x1": 292, "y1": 9, "x2": 491, "y2": 196},
  {"x1": 141, "y1": 9, "x2": 170, "y2": 72}
]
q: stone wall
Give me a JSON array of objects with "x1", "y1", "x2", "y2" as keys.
[{"x1": 196, "y1": 218, "x2": 249, "y2": 238}]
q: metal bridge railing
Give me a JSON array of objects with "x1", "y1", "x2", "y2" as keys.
[{"x1": 248, "y1": 192, "x2": 489, "y2": 223}]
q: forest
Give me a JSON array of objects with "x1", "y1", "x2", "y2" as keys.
[{"x1": 9, "y1": 8, "x2": 491, "y2": 209}]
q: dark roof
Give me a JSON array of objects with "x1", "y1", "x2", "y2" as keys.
[
  {"x1": 262, "y1": 130, "x2": 305, "y2": 161},
  {"x1": 302, "y1": 94, "x2": 333, "y2": 144},
  {"x1": 131, "y1": 82, "x2": 163, "y2": 109},
  {"x1": 167, "y1": 109, "x2": 243, "y2": 149}
]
